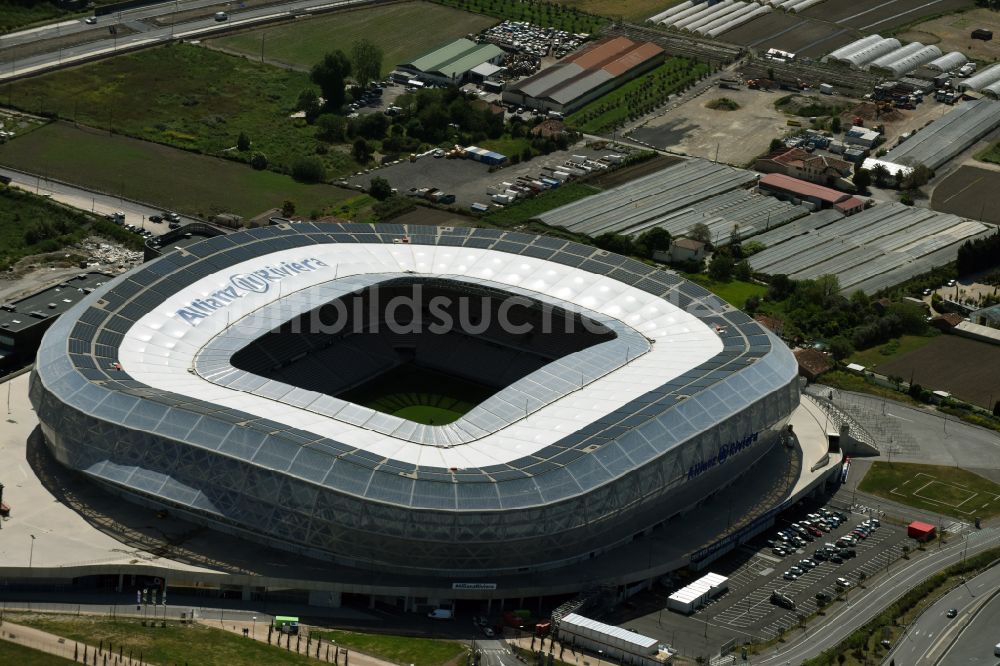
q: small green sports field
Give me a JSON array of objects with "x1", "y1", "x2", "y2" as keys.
[
  {"x1": 859, "y1": 462, "x2": 1000, "y2": 521},
  {"x1": 338, "y1": 363, "x2": 493, "y2": 425}
]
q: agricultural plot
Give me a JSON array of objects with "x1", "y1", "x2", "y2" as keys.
[
  {"x1": 874, "y1": 335, "x2": 1000, "y2": 409},
  {"x1": 932, "y1": 166, "x2": 1000, "y2": 224},
  {"x1": 860, "y1": 462, "x2": 1000, "y2": 520},
  {"x1": 0, "y1": 123, "x2": 352, "y2": 220},
  {"x1": 207, "y1": 2, "x2": 498, "y2": 74},
  {"x1": 432, "y1": 0, "x2": 607, "y2": 32}
]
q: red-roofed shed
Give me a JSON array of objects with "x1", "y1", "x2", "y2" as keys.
[{"x1": 907, "y1": 521, "x2": 936, "y2": 542}]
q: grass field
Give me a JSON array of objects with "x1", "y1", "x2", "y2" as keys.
[
  {"x1": 551, "y1": 0, "x2": 685, "y2": 22},
  {"x1": 7, "y1": 615, "x2": 317, "y2": 666},
  {"x1": 859, "y1": 462, "x2": 1000, "y2": 520},
  {"x1": 208, "y1": 2, "x2": 497, "y2": 74},
  {"x1": 2, "y1": 43, "x2": 358, "y2": 177},
  {"x1": 0, "y1": 184, "x2": 100, "y2": 270},
  {"x1": 684, "y1": 274, "x2": 767, "y2": 307},
  {"x1": 310, "y1": 629, "x2": 465, "y2": 666},
  {"x1": 896, "y1": 8, "x2": 1000, "y2": 63},
  {"x1": 817, "y1": 369, "x2": 921, "y2": 406},
  {"x1": 847, "y1": 334, "x2": 938, "y2": 370},
  {"x1": 486, "y1": 183, "x2": 599, "y2": 226},
  {"x1": 566, "y1": 58, "x2": 712, "y2": 134},
  {"x1": 0, "y1": 123, "x2": 352, "y2": 219},
  {"x1": 339, "y1": 363, "x2": 490, "y2": 425},
  {"x1": 0, "y1": 640, "x2": 74, "y2": 665},
  {"x1": 431, "y1": 0, "x2": 607, "y2": 32}
]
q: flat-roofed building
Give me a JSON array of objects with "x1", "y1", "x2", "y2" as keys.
[{"x1": 503, "y1": 37, "x2": 665, "y2": 113}]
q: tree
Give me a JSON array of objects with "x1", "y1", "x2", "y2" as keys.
[
  {"x1": 291, "y1": 156, "x2": 326, "y2": 183},
  {"x1": 352, "y1": 138, "x2": 372, "y2": 164},
  {"x1": 708, "y1": 253, "x2": 735, "y2": 281},
  {"x1": 829, "y1": 336, "x2": 853, "y2": 360},
  {"x1": 768, "y1": 138, "x2": 784, "y2": 153},
  {"x1": 870, "y1": 163, "x2": 891, "y2": 188},
  {"x1": 297, "y1": 89, "x2": 322, "y2": 123},
  {"x1": 281, "y1": 200, "x2": 296, "y2": 217},
  {"x1": 852, "y1": 168, "x2": 872, "y2": 193},
  {"x1": 831, "y1": 116, "x2": 842, "y2": 134},
  {"x1": 901, "y1": 163, "x2": 932, "y2": 190},
  {"x1": 636, "y1": 227, "x2": 671, "y2": 259},
  {"x1": 310, "y1": 51, "x2": 351, "y2": 112},
  {"x1": 249, "y1": 151, "x2": 268, "y2": 170},
  {"x1": 689, "y1": 222, "x2": 712, "y2": 245},
  {"x1": 594, "y1": 233, "x2": 635, "y2": 256},
  {"x1": 236, "y1": 131, "x2": 251, "y2": 151},
  {"x1": 315, "y1": 114, "x2": 346, "y2": 142},
  {"x1": 368, "y1": 176, "x2": 392, "y2": 201},
  {"x1": 351, "y1": 39, "x2": 383, "y2": 88},
  {"x1": 734, "y1": 260, "x2": 752, "y2": 281}
]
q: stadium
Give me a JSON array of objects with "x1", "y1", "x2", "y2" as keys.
[{"x1": 29, "y1": 223, "x2": 800, "y2": 581}]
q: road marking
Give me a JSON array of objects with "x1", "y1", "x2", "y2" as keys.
[{"x1": 885, "y1": 411, "x2": 912, "y2": 422}]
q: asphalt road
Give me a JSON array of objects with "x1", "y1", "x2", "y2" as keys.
[
  {"x1": 0, "y1": 0, "x2": 383, "y2": 81},
  {"x1": 753, "y1": 525, "x2": 1000, "y2": 664},
  {"x1": 0, "y1": 165, "x2": 197, "y2": 236},
  {"x1": 938, "y1": 587, "x2": 1000, "y2": 665},
  {"x1": 808, "y1": 387, "x2": 1000, "y2": 485},
  {"x1": 882, "y1": 564, "x2": 1000, "y2": 665}
]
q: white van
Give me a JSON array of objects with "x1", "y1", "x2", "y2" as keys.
[
  {"x1": 994, "y1": 642, "x2": 1000, "y2": 657},
  {"x1": 427, "y1": 609, "x2": 453, "y2": 620}
]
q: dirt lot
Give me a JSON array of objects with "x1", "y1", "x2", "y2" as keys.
[
  {"x1": 931, "y1": 165, "x2": 1000, "y2": 224},
  {"x1": 898, "y1": 8, "x2": 1000, "y2": 64},
  {"x1": 585, "y1": 154, "x2": 682, "y2": 188},
  {"x1": 805, "y1": 0, "x2": 974, "y2": 32},
  {"x1": 875, "y1": 335, "x2": 1000, "y2": 408},
  {"x1": 629, "y1": 85, "x2": 794, "y2": 165},
  {"x1": 722, "y1": 12, "x2": 849, "y2": 57}
]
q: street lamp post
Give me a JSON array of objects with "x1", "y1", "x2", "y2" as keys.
[
  {"x1": 597, "y1": 649, "x2": 603, "y2": 666},
  {"x1": 29, "y1": 534, "x2": 36, "y2": 567},
  {"x1": 252, "y1": 615, "x2": 257, "y2": 639}
]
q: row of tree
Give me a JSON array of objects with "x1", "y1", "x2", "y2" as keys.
[{"x1": 956, "y1": 229, "x2": 1000, "y2": 276}]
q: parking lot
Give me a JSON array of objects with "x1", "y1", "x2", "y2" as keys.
[
  {"x1": 346, "y1": 144, "x2": 593, "y2": 209},
  {"x1": 696, "y1": 508, "x2": 908, "y2": 640}
]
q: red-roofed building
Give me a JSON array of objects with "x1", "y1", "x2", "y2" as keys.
[
  {"x1": 907, "y1": 521, "x2": 935, "y2": 542},
  {"x1": 758, "y1": 173, "x2": 865, "y2": 215},
  {"x1": 793, "y1": 348, "x2": 833, "y2": 381},
  {"x1": 754, "y1": 148, "x2": 853, "y2": 188},
  {"x1": 503, "y1": 37, "x2": 665, "y2": 113}
]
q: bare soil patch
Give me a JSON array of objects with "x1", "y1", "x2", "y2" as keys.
[{"x1": 897, "y1": 7, "x2": 1000, "y2": 63}]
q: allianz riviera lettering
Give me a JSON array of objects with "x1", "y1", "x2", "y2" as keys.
[
  {"x1": 686, "y1": 432, "x2": 760, "y2": 481},
  {"x1": 175, "y1": 258, "x2": 329, "y2": 326}
]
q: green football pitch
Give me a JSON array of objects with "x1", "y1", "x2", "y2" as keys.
[{"x1": 339, "y1": 363, "x2": 493, "y2": 425}]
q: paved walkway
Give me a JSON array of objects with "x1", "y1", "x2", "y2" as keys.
[{"x1": 0, "y1": 619, "x2": 149, "y2": 665}]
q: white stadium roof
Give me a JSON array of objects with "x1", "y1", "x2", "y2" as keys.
[{"x1": 118, "y1": 244, "x2": 722, "y2": 469}]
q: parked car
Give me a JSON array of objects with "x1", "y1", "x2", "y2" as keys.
[
  {"x1": 149, "y1": 214, "x2": 162, "y2": 223},
  {"x1": 830, "y1": 554, "x2": 844, "y2": 564},
  {"x1": 799, "y1": 559, "x2": 817, "y2": 569},
  {"x1": 482, "y1": 627, "x2": 495, "y2": 638},
  {"x1": 773, "y1": 547, "x2": 787, "y2": 557},
  {"x1": 836, "y1": 577, "x2": 851, "y2": 588},
  {"x1": 783, "y1": 571, "x2": 798, "y2": 580},
  {"x1": 168, "y1": 221, "x2": 181, "y2": 229}
]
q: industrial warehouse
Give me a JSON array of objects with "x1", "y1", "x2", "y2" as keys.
[
  {"x1": 502, "y1": 36, "x2": 665, "y2": 113},
  {"x1": 396, "y1": 38, "x2": 505, "y2": 85}
]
